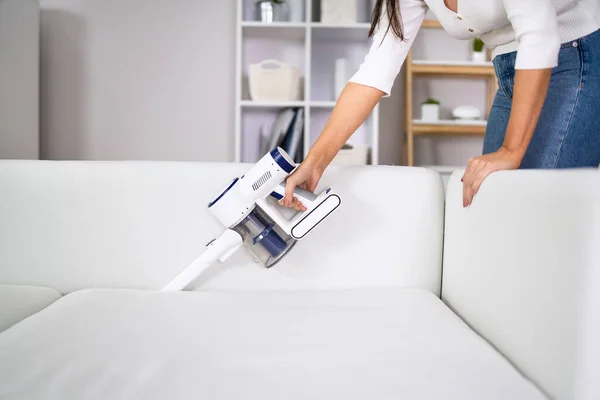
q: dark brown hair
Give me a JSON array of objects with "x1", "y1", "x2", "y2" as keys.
[{"x1": 369, "y1": 0, "x2": 405, "y2": 40}]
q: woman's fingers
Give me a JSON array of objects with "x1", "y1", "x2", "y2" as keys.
[
  {"x1": 462, "y1": 158, "x2": 478, "y2": 207},
  {"x1": 463, "y1": 157, "x2": 496, "y2": 207}
]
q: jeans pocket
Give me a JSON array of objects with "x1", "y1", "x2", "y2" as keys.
[{"x1": 493, "y1": 52, "x2": 516, "y2": 100}]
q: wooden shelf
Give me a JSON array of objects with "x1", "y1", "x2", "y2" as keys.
[
  {"x1": 422, "y1": 20, "x2": 442, "y2": 29},
  {"x1": 412, "y1": 120, "x2": 487, "y2": 136},
  {"x1": 411, "y1": 62, "x2": 495, "y2": 77}
]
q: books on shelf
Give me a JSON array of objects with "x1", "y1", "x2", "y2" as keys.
[{"x1": 259, "y1": 107, "x2": 304, "y2": 162}]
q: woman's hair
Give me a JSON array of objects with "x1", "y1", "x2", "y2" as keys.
[{"x1": 369, "y1": 0, "x2": 405, "y2": 40}]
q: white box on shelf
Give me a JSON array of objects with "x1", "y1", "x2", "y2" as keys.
[
  {"x1": 288, "y1": 0, "x2": 305, "y2": 22},
  {"x1": 321, "y1": 0, "x2": 358, "y2": 24},
  {"x1": 330, "y1": 143, "x2": 369, "y2": 165},
  {"x1": 421, "y1": 104, "x2": 440, "y2": 122},
  {"x1": 248, "y1": 59, "x2": 302, "y2": 101}
]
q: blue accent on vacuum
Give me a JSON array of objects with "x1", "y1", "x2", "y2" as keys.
[
  {"x1": 270, "y1": 148, "x2": 295, "y2": 174},
  {"x1": 208, "y1": 177, "x2": 239, "y2": 208},
  {"x1": 253, "y1": 225, "x2": 287, "y2": 258}
]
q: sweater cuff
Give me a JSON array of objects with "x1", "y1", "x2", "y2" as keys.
[
  {"x1": 514, "y1": 39, "x2": 561, "y2": 70},
  {"x1": 348, "y1": 71, "x2": 394, "y2": 98}
]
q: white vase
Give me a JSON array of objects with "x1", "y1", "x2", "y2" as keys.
[
  {"x1": 288, "y1": 0, "x2": 305, "y2": 22},
  {"x1": 421, "y1": 104, "x2": 440, "y2": 122},
  {"x1": 471, "y1": 51, "x2": 486, "y2": 63},
  {"x1": 321, "y1": 0, "x2": 357, "y2": 24},
  {"x1": 334, "y1": 58, "x2": 348, "y2": 100}
]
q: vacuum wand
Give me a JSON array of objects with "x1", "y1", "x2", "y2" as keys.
[{"x1": 162, "y1": 229, "x2": 243, "y2": 291}]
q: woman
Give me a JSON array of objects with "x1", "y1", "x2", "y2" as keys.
[{"x1": 282, "y1": 0, "x2": 600, "y2": 209}]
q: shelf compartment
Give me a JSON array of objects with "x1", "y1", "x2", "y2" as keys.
[
  {"x1": 311, "y1": 0, "x2": 374, "y2": 25},
  {"x1": 411, "y1": 62, "x2": 495, "y2": 77},
  {"x1": 311, "y1": 24, "x2": 371, "y2": 41},
  {"x1": 310, "y1": 34, "x2": 369, "y2": 102},
  {"x1": 310, "y1": 108, "x2": 374, "y2": 162},
  {"x1": 412, "y1": 119, "x2": 487, "y2": 136},
  {"x1": 241, "y1": 23, "x2": 306, "y2": 101},
  {"x1": 241, "y1": 100, "x2": 306, "y2": 108},
  {"x1": 241, "y1": 108, "x2": 306, "y2": 163},
  {"x1": 242, "y1": 24, "x2": 306, "y2": 41}
]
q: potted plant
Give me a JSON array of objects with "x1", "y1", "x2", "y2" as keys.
[
  {"x1": 421, "y1": 98, "x2": 440, "y2": 122},
  {"x1": 471, "y1": 37, "x2": 486, "y2": 63},
  {"x1": 256, "y1": 0, "x2": 289, "y2": 23}
]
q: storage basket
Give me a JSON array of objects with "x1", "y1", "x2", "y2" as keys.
[
  {"x1": 248, "y1": 59, "x2": 301, "y2": 102},
  {"x1": 330, "y1": 143, "x2": 370, "y2": 165}
]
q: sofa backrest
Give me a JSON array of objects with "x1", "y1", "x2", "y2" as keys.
[
  {"x1": 442, "y1": 169, "x2": 600, "y2": 400},
  {"x1": 0, "y1": 160, "x2": 445, "y2": 294}
]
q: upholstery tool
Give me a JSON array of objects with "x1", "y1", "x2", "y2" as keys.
[{"x1": 162, "y1": 147, "x2": 341, "y2": 291}]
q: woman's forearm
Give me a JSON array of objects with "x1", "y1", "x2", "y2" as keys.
[
  {"x1": 502, "y1": 68, "x2": 552, "y2": 159},
  {"x1": 306, "y1": 82, "x2": 384, "y2": 170}
]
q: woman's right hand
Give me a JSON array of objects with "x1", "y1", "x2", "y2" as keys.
[
  {"x1": 280, "y1": 82, "x2": 383, "y2": 211},
  {"x1": 281, "y1": 157, "x2": 325, "y2": 211}
]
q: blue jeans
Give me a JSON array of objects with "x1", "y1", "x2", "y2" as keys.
[{"x1": 483, "y1": 29, "x2": 600, "y2": 168}]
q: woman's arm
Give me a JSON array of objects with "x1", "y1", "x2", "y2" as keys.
[
  {"x1": 306, "y1": 0, "x2": 428, "y2": 169},
  {"x1": 461, "y1": 0, "x2": 561, "y2": 207},
  {"x1": 306, "y1": 83, "x2": 384, "y2": 170},
  {"x1": 283, "y1": 1, "x2": 428, "y2": 208},
  {"x1": 502, "y1": 68, "x2": 552, "y2": 157},
  {"x1": 461, "y1": 69, "x2": 552, "y2": 207}
]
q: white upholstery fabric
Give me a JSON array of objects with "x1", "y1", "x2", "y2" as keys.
[
  {"x1": 0, "y1": 285, "x2": 61, "y2": 332},
  {"x1": 442, "y1": 169, "x2": 600, "y2": 400},
  {"x1": 0, "y1": 288, "x2": 545, "y2": 400},
  {"x1": 0, "y1": 161, "x2": 444, "y2": 294}
]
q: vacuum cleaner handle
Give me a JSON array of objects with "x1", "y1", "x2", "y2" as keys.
[{"x1": 271, "y1": 182, "x2": 318, "y2": 205}]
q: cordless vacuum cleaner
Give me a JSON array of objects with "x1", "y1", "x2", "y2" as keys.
[{"x1": 162, "y1": 147, "x2": 341, "y2": 291}]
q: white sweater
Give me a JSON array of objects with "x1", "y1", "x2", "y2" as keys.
[{"x1": 350, "y1": 0, "x2": 600, "y2": 96}]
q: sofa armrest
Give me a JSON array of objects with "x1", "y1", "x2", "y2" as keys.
[{"x1": 442, "y1": 169, "x2": 600, "y2": 400}]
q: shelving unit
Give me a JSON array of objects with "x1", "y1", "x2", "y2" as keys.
[
  {"x1": 235, "y1": 0, "x2": 380, "y2": 165},
  {"x1": 404, "y1": 20, "x2": 498, "y2": 166}
]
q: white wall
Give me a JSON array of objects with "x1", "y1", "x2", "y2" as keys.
[
  {"x1": 0, "y1": 0, "x2": 39, "y2": 159},
  {"x1": 40, "y1": 0, "x2": 236, "y2": 161}
]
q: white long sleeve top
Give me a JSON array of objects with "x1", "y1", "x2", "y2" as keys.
[{"x1": 350, "y1": 0, "x2": 600, "y2": 96}]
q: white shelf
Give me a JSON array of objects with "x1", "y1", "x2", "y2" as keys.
[
  {"x1": 413, "y1": 119, "x2": 487, "y2": 126},
  {"x1": 236, "y1": 0, "x2": 379, "y2": 165},
  {"x1": 310, "y1": 101, "x2": 336, "y2": 108},
  {"x1": 241, "y1": 100, "x2": 306, "y2": 108},
  {"x1": 241, "y1": 21, "x2": 308, "y2": 28}
]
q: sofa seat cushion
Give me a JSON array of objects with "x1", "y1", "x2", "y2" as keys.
[
  {"x1": 0, "y1": 285, "x2": 61, "y2": 332},
  {"x1": 0, "y1": 288, "x2": 545, "y2": 400}
]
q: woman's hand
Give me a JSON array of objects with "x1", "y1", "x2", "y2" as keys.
[
  {"x1": 281, "y1": 157, "x2": 326, "y2": 211},
  {"x1": 461, "y1": 146, "x2": 522, "y2": 207}
]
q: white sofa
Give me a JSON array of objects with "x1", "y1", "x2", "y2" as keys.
[{"x1": 0, "y1": 160, "x2": 598, "y2": 400}]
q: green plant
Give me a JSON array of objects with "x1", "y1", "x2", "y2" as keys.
[
  {"x1": 422, "y1": 98, "x2": 440, "y2": 105},
  {"x1": 473, "y1": 37, "x2": 484, "y2": 52}
]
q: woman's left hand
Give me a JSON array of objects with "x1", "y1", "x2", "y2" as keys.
[{"x1": 462, "y1": 147, "x2": 523, "y2": 207}]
